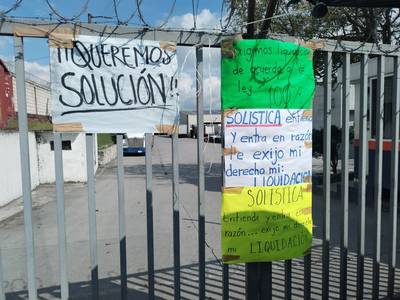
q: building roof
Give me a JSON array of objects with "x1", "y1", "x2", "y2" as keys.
[
  {"x1": 0, "y1": 60, "x2": 10, "y2": 74},
  {"x1": 1, "y1": 59, "x2": 50, "y2": 90}
]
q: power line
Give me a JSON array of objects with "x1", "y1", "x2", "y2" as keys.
[
  {"x1": 45, "y1": 0, "x2": 90, "y2": 21},
  {"x1": 2, "y1": 1, "x2": 400, "y2": 54},
  {"x1": 112, "y1": 0, "x2": 138, "y2": 25},
  {"x1": 219, "y1": 0, "x2": 235, "y2": 32},
  {"x1": 135, "y1": 0, "x2": 177, "y2": 28},
  {"x1": 0, "y1": 0, "x2": 23, "y2": 16}
]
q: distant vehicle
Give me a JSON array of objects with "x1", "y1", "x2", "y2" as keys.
[
  {"x1": 204, "y1": 134, "x2": 221, "y2": 143},
  {"x1": 122, "y1": 133, "x2": 145, "y2": 155}
]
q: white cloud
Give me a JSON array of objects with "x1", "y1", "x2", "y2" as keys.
[
  {"x1": 0, "y1": 55, "x2": 50, "y2": 84},
  {"x1": 168, "y1": 9, "x2": 220, "y2": 30},
  {"x1": 203, "y1": 75, "x2": 221, "y2": 111},
  {"x1": 176, "y1": 45, "x2": 221, "y2": 111},
  {"x1": 178, "y1": 71, "x2": 220, "y2": 111},
  {"x1": 24, "y1": 61, "x2": 50, "y2": 82},
  {"x1": 178, "y1": 72, "x2": 196, "y2": 110}
]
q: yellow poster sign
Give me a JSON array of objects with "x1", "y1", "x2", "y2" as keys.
[
  {"x1": 221, "y1": 184, "x2": 312, "y2": 264},
  {"x1": 221, "y1": 39, "x2": 314, "y2": 264}
]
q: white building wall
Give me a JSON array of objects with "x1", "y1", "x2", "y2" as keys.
[
  {"x1": 34, "y1": 86, "x2": 51, "y2": 115},
  {"x1": 187, "y1": 114, "x2": 221, "y2": 126},
  {"x1": 337, "y1": 56, "x2": 396, "y2": 140},
  {"x1": 37, "y1": 132, "x2": 96, "y2": 184},
  {"x1": 178, "y1": 124, "x2": 187, "y2": 135},
  {"x1": 0, "y1": 131, "x2": 97, "y2": 206},
  {"x1": 185, "y1": 113, "x2": 222, "y2": 136},
  {"x1": 1, "y1": 66, "x2": 97, "y2": 206},
  {"x1": 342, "y1": 57, "x2": 395, "y2": 82},
  {"x1": 314, "y1": 82, "x2": 356, "y2": 131},
  {"x1": 0, "y1": 131, "x2": 39, "y2": 207},
  {"x1": 12, "y1": 78, "x2": 51, "y2": 116}
]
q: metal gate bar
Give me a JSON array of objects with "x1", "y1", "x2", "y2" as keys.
[
  {"x1": 246, "y1": 262, "x2": 268, "y2": 299},
  {"x1": 322, "y1": 50, "x2": 332, "y2": 300},
  {"x1": 53, "y1": 132, "x2": 69, "y2": 300},
  {"x1": 86, "y1": 133, "x2": 99, "y2": 299},
  {"x1": 13, "y1": 35, "x2": 37, "y2": 300},
  {"x1": 3, "y1": 17, "x2": 400, "y2": 300},
  {"x1": 145, "y1": 132, "x2": 155, "y2": 299},
  {"x1": 171, "y1": 133, "x2": 181, "y2": 300},
  {"x1": 372, "y1": 55, "x2": 385, "y2": 299},
  {"x1": 265, "y1": 262, "x2": 272, "y2": 298},
  {"x1": 284, "y1": 259, "x2": 292, "y2": 299},
  {"x1": 222, "y1": 264, "x2": 229, "y2": 300},
  {"x1": 388, "y1": 55, "x2": 400, "y2": 298},
  {"x1": 116, "y1": 134, "x2": 127, "y2": 300},
  {"x1": 357, "y1": 53, "x2": 368, "y2": 300},
  {"x1": 0, "y1": 249, "x2": 5, "y2": 300},
  {"x1": 221, "y1": 85, "x2": 229, "y2": 300},
  {"x1": 304, "y1": 253, "x2": 311, "y2": 299},
  {"x1": 196, "y1": 45, "x2": 206, "y2": 299},
  {"x1": 340, "y1": 51, "x2": 350, "y2": 299}
]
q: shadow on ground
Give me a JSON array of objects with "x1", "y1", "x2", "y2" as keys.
[
  {"x1": 6, "y1": 250, "x2": 400, "y2": 299},
  {"x1": 123, "y1": 163, "x2": 222, "y2": 192}
]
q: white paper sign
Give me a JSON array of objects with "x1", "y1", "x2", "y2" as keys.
[
  {"x1": 224, "y1": 109, "x2": 312, "y2": 187},
  {"x1": 50, "y1": 36, "x2": 179, "y2": 133}
]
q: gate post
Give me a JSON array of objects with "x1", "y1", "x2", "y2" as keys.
[
  {"x1": 388, "y1": 55, "x2": 400, "y2": 298},
  {"x1": 243, "y1": 1, "x2": 273, "y2": 297},
  {"x1": 14, "y1": 35, "x2": 38, "y2": 300},
  {"x1": 53, "y1": 132, "x2": 69, "y2": 300},
  {"x1": 86, "y1": 133, "x2": 99, "y2": 299},
  {"x1": 196, "y1": 45, "x2": 206, "y2": 300},
  {"x1": 0, "y1": 249, "x2": 4, "y2": 300},
  {"x1": 246, "y1": 262, "x2": 271, "y2": 299}
]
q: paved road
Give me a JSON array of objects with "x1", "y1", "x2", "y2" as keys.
[
  {"x1": 0, "y1": 137, "x2": 400, "y2": 299},
  {"x1": 0, "y1": 137, "x2": 225, "y2": 299}
]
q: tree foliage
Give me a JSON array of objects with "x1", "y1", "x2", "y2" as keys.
[
  {"x1": 226, "y1": 0, "x2": 400, "y2": 44},
  {"x1": 224, "y1": 1, "x2": 400, "y2": 78}
]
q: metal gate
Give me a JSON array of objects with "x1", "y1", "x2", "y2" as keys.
[{"x1": 0, "y1": 18, "x2": 400, "y2": 300}]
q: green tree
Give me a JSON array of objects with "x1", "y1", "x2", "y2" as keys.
[
  {"x1": 224, "y1": 1, "x2": 400, "y2": 44},
  {"x1": 223, "y1": 1, "x2": 399, "y2": 78}
]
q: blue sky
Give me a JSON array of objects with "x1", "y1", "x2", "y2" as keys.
[
  {"x1": 0, "y1": 0, "x2": 225, "y2": 24},
  {"x1": 0, "y1": 0, "x2": 229, "y2": 110}
]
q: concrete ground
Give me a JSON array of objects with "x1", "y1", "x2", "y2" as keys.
[{"x1": 0, "y1": 137, "x2": 400, "y2": 299}]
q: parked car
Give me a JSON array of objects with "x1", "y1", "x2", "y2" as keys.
[{"x1": 123, "y1": 133, "x2": 145, "y2": 155}]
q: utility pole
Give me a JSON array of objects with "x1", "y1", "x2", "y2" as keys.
[
  {"x1": 246, "y1": 0, "x2": 256, "y2": 38},
  {"x1": 260, "y1": 0, "x2": 278, "y2": 37},
  {"x1": 244, "y1": 2, "x2": 272, "y2": 298}
]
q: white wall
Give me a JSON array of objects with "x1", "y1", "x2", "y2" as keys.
[
  {"x1": 0, "y1": 131, "x2": 39, "y2": 207},
  {"x1": 37, "y1": 132, "x2": 97, "y2": 184},
  {"x1": 178, "y1": 124, "x2": 187, "y2": 135},
  {"x1": 314, "y1": 82, "x2": 356, "y2": 131},
  {"x1": 98, "y1": 144, "x2": 117, "y2": 166},
  {"x1": 12, "y1": 77, "x2": 51, "y2": 116},
  {"x1": 0, "y1": 131, "x2": 97, "y2": 206},
  {"x1": 188, "y1": 114, "x2": 221, "y2": 126},
  {"x1": 337, "y1": 57, "x2": 395, "y2": 140},
  {"x1": 337, "y1": 57, "x2": 395, "y2": 83}
]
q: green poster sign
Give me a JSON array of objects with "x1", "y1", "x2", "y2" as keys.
[{"x1": 221, "y1": 39, "x2": 315, "y2": 110}]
